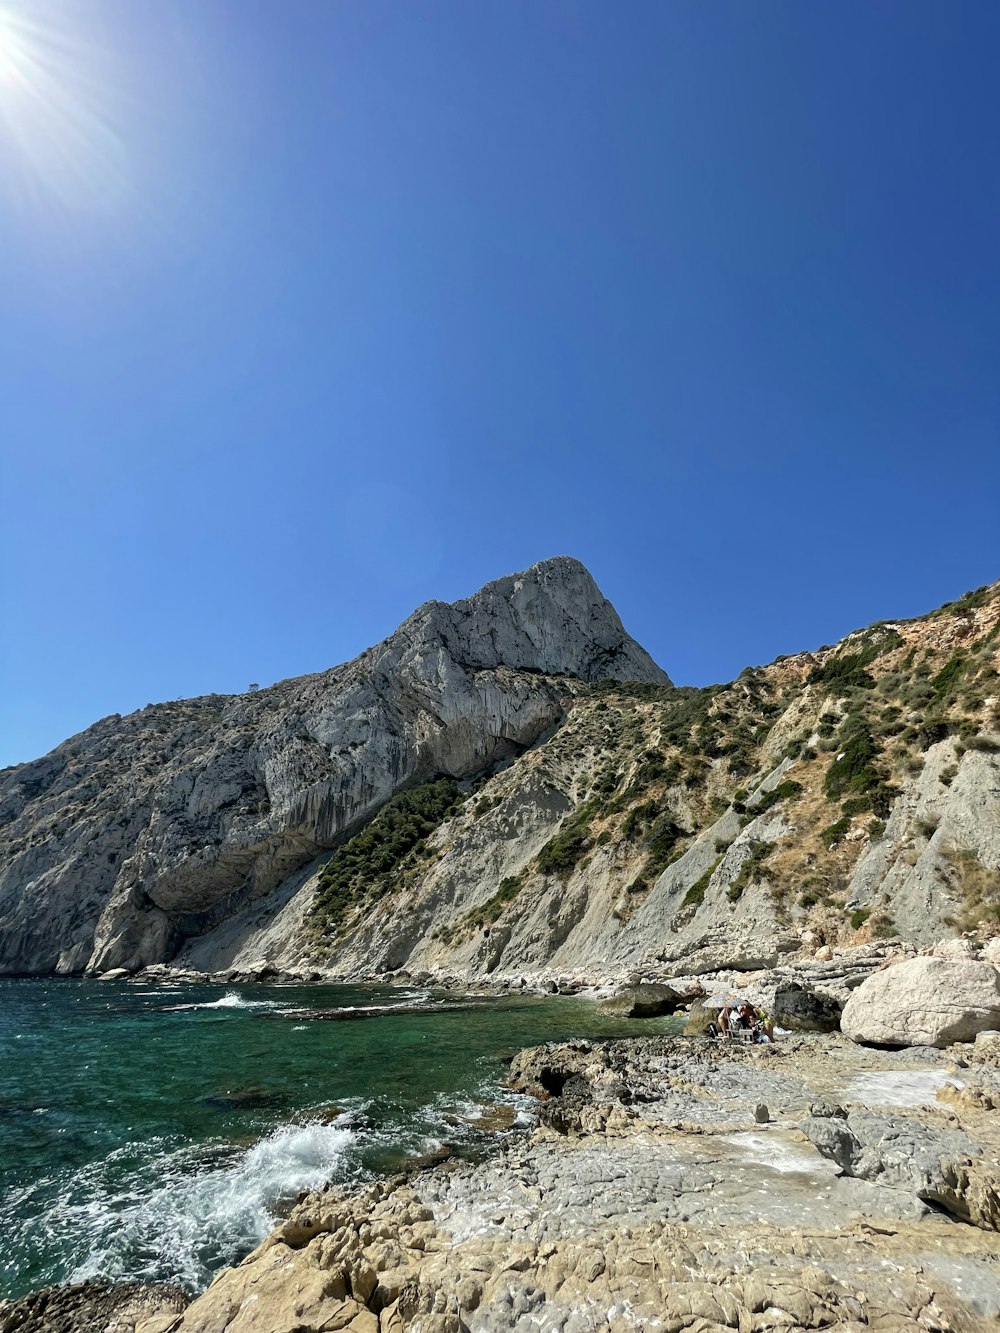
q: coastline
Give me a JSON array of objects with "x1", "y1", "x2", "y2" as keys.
[
  {"x1": 4, "y1": 1020, "x2": 999, "y2": 1333},
  {"x1": 157, "y1": 1033, "x2": 1000, "y2": 1332}
]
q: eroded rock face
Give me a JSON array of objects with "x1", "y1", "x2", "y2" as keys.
[
  {"x1": 841, "y1": 956, "x2": 1000, "y2": 1047},
  {"x1": 0, "y1": 559, "x2": 668, "y2": 977}
]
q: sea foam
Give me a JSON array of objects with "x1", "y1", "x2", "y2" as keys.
[{"x1": 62, "y1": 1119, "x2": 354, "y2": 1291}]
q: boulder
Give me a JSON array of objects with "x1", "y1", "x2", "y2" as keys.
[
  {"x1": 596, "y1": 983, "x2": 683, "y2": 1018},
  {"x1": 802, "y1": 1108, "x2": 1000, "y2": 1230},
  {"x1": 841, "y1": 956, "x2": 1000, "y2": 1047},
  {"x1": 932, "y1": 938, "x2": 980, "y2": 961},
  {"x1": 771, "y1": 981, "x2": 843, "y2": 1033},
  {"x1": 683, "y1": 1002, "x2": 720, "y2": 1036}
]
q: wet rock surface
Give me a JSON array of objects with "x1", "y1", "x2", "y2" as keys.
[{"x1": 44, "y1": 1032, "x2": 997, "y2": 1333}]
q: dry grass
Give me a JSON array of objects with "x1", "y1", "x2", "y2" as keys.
[{"x1": 942, "y1": 845, "x2": 1000, "y2": 936}]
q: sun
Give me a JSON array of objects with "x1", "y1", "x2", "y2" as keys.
[{"x1": 0, "y1": 1, "x2": 125, "y2": 211}]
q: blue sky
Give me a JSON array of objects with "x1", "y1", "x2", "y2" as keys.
[{"x1": 1, "y1": 1, "x2": 998, "y2": 768}]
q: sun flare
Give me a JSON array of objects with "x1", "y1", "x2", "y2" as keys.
[{"x1": 0, "y1": 1, "x2": 126, "y2": 210}]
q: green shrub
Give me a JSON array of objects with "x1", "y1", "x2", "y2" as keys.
[
  {"x1": 820, "y1": 816, "x2": 851, "y2": 848},
  {"x1": 536, "y1": 801, "x2": 598, "y2": 878},
  {"x1": 914, "y1": 715, "x2": 952, "y2": 748},
  {"x1": 932, "y1": 585, "x2": 992, "y2": 617},
  {"x1": 850, "y1": 908, "x2": 870, "y2": 929},
  {"x1": 646, "y1": 819, "x2": 688, "y2": 875},
  {"x1": 465, "y1": 872, "x2": 526, "y2": 929},
  {"x1": 964, "y1": 734, "x2": 1000, "y2": 753},
  {"x1": 622, "y1": 801, "x2": 657, "y2": 842},
  {"x1": 818, "y1": 713, "x2": 840, "y2": 738},
  {"x1": 752, "y1": 779, "x2": 803, "y2": 816},
  {"x1": 809, "y1": 653, "x2": 875, "y2": 691},
  {"x1": 840, "y1": 795, "x2": 870, "y2": 816},
  {"x1": 871, "y1": 915, "x2": 899, "y2": 938},
  {"x1": 868, "y1": 818, "x2": 886, "y2": 839},
  {"x1": 933, "y1": 653, "x2": 970, "y2": 703},
  {"x1": 589, "y1": 678, "x2": 676, "y2": 703},
  {"x1": 730, "y1": 839, "x2": 774, "y2": 895},
  {"x1": 312, "y1": 777, "x2": 465, "y2": 934},
  {"x1": 682, "y1": 857, "x2": 722, "y2": 908},
  {"x1": 824, "y1": 724, "x2": 882, "y2": 801}
]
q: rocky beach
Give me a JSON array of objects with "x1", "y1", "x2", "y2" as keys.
[
  {"x1": 3, "y1": 563, "x2": 999, "y2": 1330},
  {"x1": 4, "y1": 939, "x2": 1000, "y2": 1333}
]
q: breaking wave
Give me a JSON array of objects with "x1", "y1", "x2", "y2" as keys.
[{"x1": 17, "y1": 1119, "x2": 358, "y2": 1293}]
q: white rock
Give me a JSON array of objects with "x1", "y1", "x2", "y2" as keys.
[
  {"x1": 841, "y1": 956, "x2": 1000, "y2": 1048},
  {"x1": 932, "y1": 938, "x2": 981, "y2": 961}
]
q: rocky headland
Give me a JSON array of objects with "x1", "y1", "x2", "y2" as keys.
[{"x1": 1, "y1": 562, "x2": 998, "y2": 988}]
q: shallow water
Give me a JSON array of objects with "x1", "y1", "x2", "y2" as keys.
[{"x1": 0, "y1": 978, "x2": 680, "y2": 1299}]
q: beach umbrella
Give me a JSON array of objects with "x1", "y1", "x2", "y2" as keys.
[{"x1": 703, "y1": 992, "x2": 745, "y2": 1009}]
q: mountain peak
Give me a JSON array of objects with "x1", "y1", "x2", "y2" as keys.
[{"x1": 401, "y1": 556, "x2": 670, "y2": 687}]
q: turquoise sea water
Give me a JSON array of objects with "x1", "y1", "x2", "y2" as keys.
[{"x1": 0, "y1": 978, "x2": 680, "y2": 1300}]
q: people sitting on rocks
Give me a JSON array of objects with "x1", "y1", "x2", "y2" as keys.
[{"x1": 718, "y1": 1000, "x2": 774, "y2": 1043}]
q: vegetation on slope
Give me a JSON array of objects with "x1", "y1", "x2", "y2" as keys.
[
  {"x1": 312, "y1": 579, "x2": 1000, "y2": 961},
  {"x1": 310, "y1": 777, "x2": 466, "y2": 938}
]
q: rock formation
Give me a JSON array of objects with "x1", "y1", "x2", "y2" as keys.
[
  {"x1": 841, "y1": 955, "x2": 1000, "y2": 1047},
  {"x1": 0, "y1": 558, "x2": 668, "y2": 977},
  {"x1": 2, "y1": 564, "x2": 999, "y2": 983},
  {"x1": 8, "y1": 1033, "x2": 992, "y2": 1332}
]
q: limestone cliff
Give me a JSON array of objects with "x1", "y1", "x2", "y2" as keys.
[
  {"x1": 203, "y1": 578, "x2": 999, "y2": 982},
  {"x1": 3, "y1": 564, "x2": 999, "y2": 982},
  {"x1": 0, "y1": 558, "x2": 668, "y2": 975}
]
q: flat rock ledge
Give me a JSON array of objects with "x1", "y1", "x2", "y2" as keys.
[{"x1": 4, "y1": 1036, "x2": 1000, "y2": 1333}]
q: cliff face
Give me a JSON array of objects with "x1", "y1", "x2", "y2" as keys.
[
  {"x1": 0, "y1": 557, "x2": 669, "y2": 976},
  {"x1": 3, "y1": 563, "x2": 999, "y2": 983},
  {"x1": 186, "y1": 579, "x2": 999, "y2": 982}
]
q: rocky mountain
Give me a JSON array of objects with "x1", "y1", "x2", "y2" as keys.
[
  {"x1": 0, "y1": 558, "x2": 668, "y2": 976},
  {"x1": 2, "y1": 562, "x2": 999, "y2": 982},
  {"x1": 278, "y1": 578, "x2": 997, "y2": 986}
]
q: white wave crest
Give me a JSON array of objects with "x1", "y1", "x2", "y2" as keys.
[
  {"x1": 164, "y1": 991, "x2": 286, "y2": 1013},
  {"x1": 65, "y1": 1120, "x2": 354, "y2": 1291}
]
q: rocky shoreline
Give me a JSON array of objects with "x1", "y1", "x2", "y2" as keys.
[
  {"x1": 5, "y1": 1025, "x2": 1000, "y2": 1329},
  {"x1": 4, "y1": 942, "x2": 1000, "y2": 1333},
  {"x1": 154, "y1": 1036, "x2": 1000, "y2": 1332}
]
